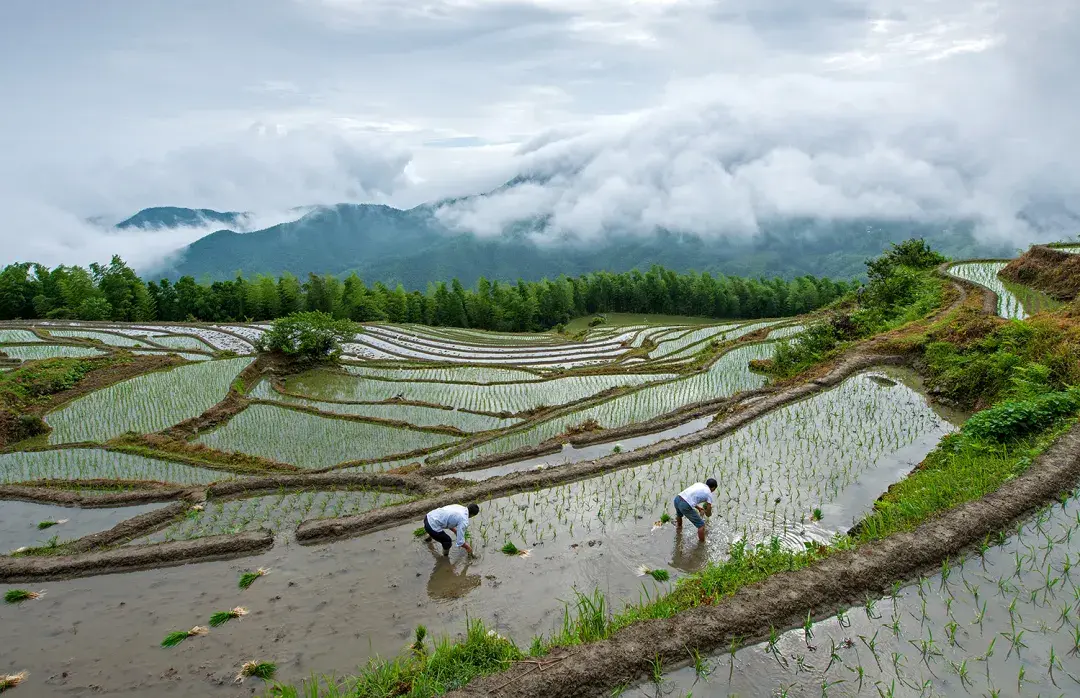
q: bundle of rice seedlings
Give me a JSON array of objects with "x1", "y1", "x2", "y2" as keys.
[
  {"x1": 209, "y1": 607, "x2": 249, "y2": 627},
  {"x1": 235, "y1": 661, "x2": 276, "y2": 682},
  {"x1": 413, "y1": 527, "x2": 427, "y2": 539},
  {"x1": 36, "y1": 519, "x2": 68, "y2": 530},
  {"x1": 500, "y1": 542, "x2": 531, "y2": 557},
  {"x1": 161, "y1": 626, "x2": 208, "y2": 648},
  {"x1": 0, "y1": 671, "x2": 27, "y2": 692},
  {"x1": 238, "y1": 568, "x2": 269, "y2": 590},
  {"x1": 659, "y1": 513, "x2": 671, "y2": 524},
  {"x1": 411, "y1": 625, "x2": 427, "y2": 654},
  {"x1": 636, "y1": 566, "x2": 670, "y2": 582},
  {"x1": 3, "y1": 590, "x2": 43, "y2": 604}
]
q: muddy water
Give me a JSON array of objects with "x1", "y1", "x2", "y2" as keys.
[
  {"x1": 0, "y1": 501, "x2": 167, "y2": 552},
  {"x1": 0, "y1": 369, "x2": 963, "y2": 697},
  {"x1": 441, "y1": 416, "x2": 714, "y2": 482}
]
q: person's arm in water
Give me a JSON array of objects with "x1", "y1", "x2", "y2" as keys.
[{"x1": 451, "y1": 522, "x2": 474, "y2": 557}]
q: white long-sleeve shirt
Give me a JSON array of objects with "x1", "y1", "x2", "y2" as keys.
[
  {"x1": 427, "y1": 504, "x2": 470, "y2": 547},
  {"x1": 678, "y1": 483, "x2": 714, "y2": 508}
]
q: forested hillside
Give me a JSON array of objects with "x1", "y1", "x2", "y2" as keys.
[
  {"x1": 159, "y1": 201, "x2": 1012, "y2": 285},
  {"x1": 0, "y1": 256, "x2": 849, "y2": 331}
]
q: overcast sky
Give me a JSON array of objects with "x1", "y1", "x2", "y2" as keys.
[{"x1": 1, "y1": 0, "x2": 1077, "y2": 269}]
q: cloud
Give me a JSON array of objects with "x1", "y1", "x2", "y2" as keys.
[
  {"x1": 436, "y1": 0, "x2": 1080, "y2": 247},
  {"x1": 2, "y1": 0, "x2": 1078, "y2": 270}
]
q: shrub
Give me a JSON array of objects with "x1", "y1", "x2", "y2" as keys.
[
  {"x1": 255, "y1": 312, "x2": 358, "y2": 362},
  {"x1": 962, "y1": 389, "x2": 1080, "y2": 442},
  {"x1": 588, "y1": 316, "x2": 606, "y2": 327}
]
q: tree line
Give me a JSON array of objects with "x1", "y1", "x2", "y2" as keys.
[{"x1": 0, "y1": 257, "x2": 853, "y2": 331}]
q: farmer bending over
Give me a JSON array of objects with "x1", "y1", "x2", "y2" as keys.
[
  {"x1": 674, "y1": 478, "x2": 717, "y2": 542},
  {"x1": 423, "y1": 503, "x2": 479, "y2": 557}
]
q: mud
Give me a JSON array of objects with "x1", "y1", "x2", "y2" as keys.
[
  {"x1": 1001, "y1": 244, "x2": 1080, "y2": 301},
  {"x1": 0, "y1": 530, "x2": 273, "y2": 582},
  {"x1": 0, "y1": 482, "x2": 188, "y2": 507},
  {"x1": 66, "y1": 501, "x2": 192, "y2": 553},
  {"x1": 451, "y1": 419, "x2": 1080, "y2": 698},
  {"x1": 296, "y1": 354, "x2": 908, "y2": 544},
  {"x1": 942, "y1": 262, "x2": 1000, "y2": 316}
]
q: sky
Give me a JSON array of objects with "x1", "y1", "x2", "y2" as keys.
[{"x1": 1, "y1": 0, "x2": 1077, "y2": 270}]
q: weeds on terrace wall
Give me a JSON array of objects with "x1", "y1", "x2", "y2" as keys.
[
  {"x1": 266, "y1": 619, "x2": 522, "y2": 698},
  {"x1": 922, "y1": 315, "x2": 1080, "y2": 409},
  {"x1": 767, "y1": 239, "x2": 946, "y2": 379}
]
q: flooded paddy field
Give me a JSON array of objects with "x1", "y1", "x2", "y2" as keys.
[
  {"x1": 635, "y1": 489, "x2": 1080, "y2": 698},
  {"x1": 0, "y1": 315, "x2": 1008, "y2": 697}
]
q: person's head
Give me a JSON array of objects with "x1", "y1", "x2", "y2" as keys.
[
  {"x1": 467, "y1": 503, "x2": 480, "y2": 517},
  {"x1": 706, "y1": 478, "x2": 717, "y2": 491}
]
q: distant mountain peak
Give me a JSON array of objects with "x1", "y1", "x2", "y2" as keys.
[{"x1": 115, "y1": 206, "x2": 245, "y2": 230}]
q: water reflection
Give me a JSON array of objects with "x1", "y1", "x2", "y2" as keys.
[{"x1": 425, "y1": 551, "x2": 481, "y2": 601}]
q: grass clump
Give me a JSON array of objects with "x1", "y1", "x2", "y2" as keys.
[
  {"x1": 239, "y1": 567, "x2": 269, "y2": 589},
  {"x1": 0, "y1": 672, "x2": 27, "y2": 692},
  {"x1": 266, "y1": 619, "x2": 521, "y2": 697},
  {"x1": 3, "y1": 590, "x2": 43, "y2": 604},
  {"x1": 237, "y1": 661, "x2": 277, "y2": 682},
  {"x1": 209, "y1": 607, "x2": 249, "y2": 627},
  {"x1": 161, "y1": 626, "x2": 208, "y2": 648}
]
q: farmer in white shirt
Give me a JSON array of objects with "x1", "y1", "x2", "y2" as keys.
[
  {"x1": 674, "y1": 479, "x2": 717, "y2": 542},
  {"x1": 423, "y1": 503, "x2": 479, "y2": 557}
]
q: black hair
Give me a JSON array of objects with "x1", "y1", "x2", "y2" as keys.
[
  {"x1": 467, "y1": 503, "x2": 480, "y2": 517},
  {"x1": 706, "y1": 478, "x2": 718, "y2": 490}
]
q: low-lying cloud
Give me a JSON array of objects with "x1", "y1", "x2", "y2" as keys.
[{"x1": 436, "y1": 1, "x2": 1080, "y2": 247}]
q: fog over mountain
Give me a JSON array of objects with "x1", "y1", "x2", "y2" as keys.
[{"x1": 1, "y1": 0, "x2": 1077, "y2": 273}]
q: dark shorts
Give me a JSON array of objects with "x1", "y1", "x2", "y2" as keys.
[
  {"x1": 424, "y1": 515, "x2": 453, "y2": 551},
  {"x1": 674, "y1": 495, "x2": 705, "y2": 529}
]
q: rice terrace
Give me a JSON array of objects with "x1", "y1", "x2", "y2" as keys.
[{"x1": 2, "y1": 240, "x2": 1080, "y2": 698}]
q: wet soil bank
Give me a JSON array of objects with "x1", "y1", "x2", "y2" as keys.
[
  {"x1": 0, "y1": 482, "x2": 188, "y2": 507},
  {"x1": 451, "y1": 420, "x2": 1080, "y2": 698},
  {"x1": 941, "y1": 262, "x2": 1000, "y2": 316},
  {"x1": 0, "y1": 530, "x2": 273, "y2": 582},
  {"x1": 205, "y1": 471, "x2": 440, "y2": 498},
  {"x1": 296, "y1": 353, "x2": 906, "y2": 544},
  {"x1": 1001, "y1": 245, "x2": 1080, "y2": 301}
]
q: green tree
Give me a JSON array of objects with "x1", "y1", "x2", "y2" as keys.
[{"x1": 257, "y1": 311, "x2": 359, "y2": 362}]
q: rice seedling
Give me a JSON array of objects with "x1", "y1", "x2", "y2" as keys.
[
  {"x1": 659, "y1": 513, "x2": 671, "y2": 524},
  {"x1": 0, "y1": 329, "x2": 41, "y2": 342},
  {"x1": 161, "y1": 626, "x2": 208, "y2": 648},
  {"x1": 413, "y1": 527, "x2": 427, "y2": 538},
  {"x1": 1, "y1": 345, "x2": 104, "y2": 361},
  {"x1": 500, "y1": 542, "x2": 520, "y2": 555},
  {"x1": 195, "y1": 404, "x2": 457, "y2": 469},
  {"x1": 46, "y1": 357, "x2": 252, "y2": 443},
  {"x1": 811, "y1": 508, "x2": 823, "y2": 522},
  {"x1": 236, "y1": 661, "x2": 277, "y2": 682},
  {"x1": 287, "y1": 367, "x2": 674, "y2": 415},
  {"x1": 0, "y1": 672, "x2": 27, "y2": 692},
  {"x1": 0, "y1": 449, "x2": 232, "y2": 486},
  {"x1": 411, "y1": 625, "x2": 427, "y2": 654},
  {"x1": 238, "y1": 568, "x2": 269, "y2": 590},
  {"x1": 947, "y1": 262, "x2": 1026, "y2": 320},
  {"x1": 36, "y1": 519, "x2": 67, "y2": 530},
  {"x1": 3, "y1": 590, "x2": 43, "y2": 604},
  {"x1": 44, "y1": 330, "x2": 154, "y2": 348},
  {"x1": 208, "y1": 607, "x2": 249, "y2": 627}
]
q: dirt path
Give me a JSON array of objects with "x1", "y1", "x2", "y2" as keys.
[{"x1": 451, "y1": 420, "x2": 1080, "y2": 697}]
